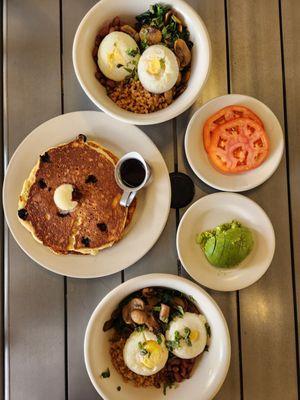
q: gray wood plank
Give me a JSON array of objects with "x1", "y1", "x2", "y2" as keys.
[
  {"x1": 5, "y1": 1, "x2": 65, "y2": 399},
  {"x1": 176, "y1": 2, "x2": 241, "y2": 399},
  {"x1": 227, "y1": 0, "x2": 298, "y2": 398},
  {"x1": 281, "y1": 0, "x2": 300, "y2": 376}
]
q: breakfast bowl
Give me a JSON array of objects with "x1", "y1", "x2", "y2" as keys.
[
  {"x1": 84, "y1": 273, "x2": 231, "y2": 400},
  {"x1": 73, "y1": 0, "x2": 211, "y2": 125}
]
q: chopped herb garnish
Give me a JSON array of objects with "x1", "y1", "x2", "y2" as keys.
[
  {"x1": 205, "y1": 322, "x2": 211, "y2": 338},
  {"x1": 159, "y1": 58, "x2": 165, "y2": 69},
  {"x1": 138, "y1": 341, "x2": 150, "y2": 357},
  {"x1": 176, "y1": 305, "x2": 185, "y2": 316},
  {"x1": 183, "y1": 327, "x2": 192, "y2": 347},
  {"x1": 126, "y1": 48, "x2": 139, "y2": 57},
  {"x1": 101, "y1": 368, "x2": 110, "y2": 378},
  {"x1": 156, "y1": 334, "x2": 162, "y2": 344},
  {"x1": 188, "y1": 295, "x2": 196, "y2": 303},
  {"x1": 117, "y1": 386, "x2": 121, "y2": 391},
  {"x1": 135, "y1": 324, "x2": 146, "y2": 332},
  {"x1": 124, "y1": 67, "x2": 133, "y2": 74},
  {"x1": 116, "y1": 63, "x2": 124, "y2": 68},
  {"x1": 153, "y1": 305, "x2": 161, "y2": 312}
]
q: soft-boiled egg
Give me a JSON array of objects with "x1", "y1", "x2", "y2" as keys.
[
  {"x1": 166, "y1": 312, "x2": 208, "y2": 359},
  {"x1": 138, "y1": 45, "x2": 179, "y2": 94},
  {"x1": 97, "y1": 31, "x2": 139, "y2": 81},
  {"x1": 123, "y1": 329, "x2": 168, "y2": 376}
]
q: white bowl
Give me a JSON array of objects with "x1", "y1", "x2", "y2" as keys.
[
  {"x1": 185, "y1": 94, "x2": 284, "y2": 191},
  {"x1": 177, "y1": 193, "x2": 275, "y2": 291},
  {"x1": 73, "y1": 0, "x2": 211, "y2": 125},
  {"x1": 84, "y1": 273, "x2": 231, "y2": 400}
]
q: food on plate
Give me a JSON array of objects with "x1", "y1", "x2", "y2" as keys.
[
  {"x1": 17, "y1": 135, "x2": 136, "y2": 255},
  {"x1": 138, "y1": 45, "x2": 179, "y2": 94},
  {"x1": 92, "y1": 3, "x2": 193, "y2": 113},
  {"x1": 196, "y1": 220, "x2": 254, "y2": 268},
  {"x1": 103, "y1": 287, "x2": 210, "y2": 393},
  {"x1": 97, "y1": 31, "x2": 140, "y2": 81},
  {"x1": 165, "y1": 312, "x2": 207, "y2": 359},
  {"x1": 208, "y1": 118, "x2": 269, "y2": 173},
  {"x1": 203, "y1": 105, "x2": 264, "y2": 152},
  {"x1": 123, "y1": 329, "x2": 169, "y2": 376}
]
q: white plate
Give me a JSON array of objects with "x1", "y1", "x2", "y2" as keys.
[
  {"x1": 185, "y1": 94, "x2": 284, "y2": 191},
  {"x1": 176, "y1": 193, "x2": 275, "y2": 291},
  {"x1": 84, "y1": 274, "x2": 231, "y2": 400},
  {"x1": 3, "y1": 111, "x2": 171, "y2": 278}
]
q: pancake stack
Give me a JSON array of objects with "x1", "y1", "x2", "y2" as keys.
[{"x1": 18, "y1": 134, "x2": 135, "y2": 255}]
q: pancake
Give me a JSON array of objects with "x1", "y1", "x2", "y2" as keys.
[{"x1": 18, "y1": 135, "x2": 135, "y2": 255}]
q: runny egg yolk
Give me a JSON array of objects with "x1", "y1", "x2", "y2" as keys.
[
  {"x1": 189, "y1": 330, "x2": 199, "y2": 342},
  {"x1": 141, "y1": 340, "x2": 164, "y2": 369}
]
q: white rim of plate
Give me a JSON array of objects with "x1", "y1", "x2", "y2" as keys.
[
  {"x1": 176, "y1": 192, "x2": 275, "y2": 291},
  {"x1": 185, "y1": 94, "x2": 285, "y2": 191},
  {"x1": 2, "y1": 111, "x2": 171, "y2": 278}
]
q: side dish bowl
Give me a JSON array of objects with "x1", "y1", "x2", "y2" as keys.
[
  {"x1": 84, "y1": 274, "x2": 231, "y2": 400},
  {"x1": 73, "y1": 0, "x2": 211, "y2": 125}
]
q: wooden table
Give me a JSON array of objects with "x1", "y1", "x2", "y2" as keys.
[{"x1": 2, "y1": 1, "x2": 300, "y2": 399}]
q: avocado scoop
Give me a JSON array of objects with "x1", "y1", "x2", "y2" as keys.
[{"x1": 196, "y1": 220, "x2": 254, "y2": 268}]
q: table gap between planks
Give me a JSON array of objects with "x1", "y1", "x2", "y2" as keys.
[{"x1": 2, "y1": 0, "x2": 299, "y2": 399}]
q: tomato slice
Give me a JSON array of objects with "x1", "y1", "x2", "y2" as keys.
[
  {"x1": 203, "y1": 105, "x2": 264, "y2": 152},
  {"x1": 208, "y1": 118, "x2": 269, "y2": 173}
]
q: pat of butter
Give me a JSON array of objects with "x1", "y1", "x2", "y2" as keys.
[
  {"x1": 54, "y1": 184, "x2": 78, "y2": 212},
  {"x1": 147, "y1": 58, "x2": 162, "y2": 75}
]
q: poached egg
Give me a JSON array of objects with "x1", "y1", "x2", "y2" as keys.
[
  {"x1": 138, "y1": 45, "x2": 179, "y2": 94},
  {"x1": 166, "y1": 312, "x2": 208, "y2": 359},
  {"x1": 97, "y1": 31, "x2": 139, "y2": 81},
  {"x1": 123, "y1": 329, "x2": 168, "y2": 376}
]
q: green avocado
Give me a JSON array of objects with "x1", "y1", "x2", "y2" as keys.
[{"x1": 196, "y1": 220, "x2": 254, "y2": 268}]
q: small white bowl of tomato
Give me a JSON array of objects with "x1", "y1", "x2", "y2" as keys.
[{"x1": 185, "y1": 94, "x2": 284, "y2": 192}]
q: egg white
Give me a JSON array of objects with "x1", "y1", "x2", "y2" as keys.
[
  {"x1": 166, "y1": 312, "x2": 208, "y2": 359},
  {"x1": 97, "y1": 31, "x2": 139, "y2": 81},
  {"x1": 138, "y1": 45, "x2": 179, "y2": 94},
  {"x1": 123, "y1": 329, "x2": 168, "y2": 376}
]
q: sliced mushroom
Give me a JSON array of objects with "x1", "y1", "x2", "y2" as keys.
[
  {"x1": 164, "y1": 10, "x2": 173, "y2": 25},
  {"x1": 174, "y1": 39, "x2": 191, "y2": 68},
  {"x1": 159, "y1": 304, "x2": 170, "y2": 322},
  {"x1": 131, "y1": 309, "x2": 148, "y2": 325},
  {"x1": 145, "y1": 314, "x2": 160, "y2": 331},
  {"x1": 121, "y1": 25, "x2": 139, "y2": 42},
  {"x1": 172, "y1": 296, "x2": 188, "y2": 311},
  {"x1": 139, "y1": 26, "x2": 162, "y2": 45},
  {"x1": 122, "y1": 297, "x2": 145, "y2": 324}
]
